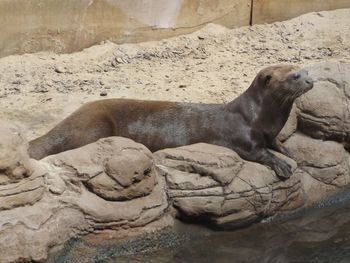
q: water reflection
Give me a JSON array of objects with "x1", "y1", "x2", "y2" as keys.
[
  {"x1": 113, "y1": 197, "x2": 350, "y2": 263},
  {"x1": 52, "y1": 190, "x2": 350, "y2": 263}
]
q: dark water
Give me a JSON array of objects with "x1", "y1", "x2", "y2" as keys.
[{"x1": 52, "y1": 190, "x2": 350, "y2": 263}]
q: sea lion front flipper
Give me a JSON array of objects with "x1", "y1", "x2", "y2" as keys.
[
  {"x1": 269, "y1": 155, "x2": 293, "y2": 179},
  {"x1": 243, "y1": 147, "x2": 292, "y2": 180}
]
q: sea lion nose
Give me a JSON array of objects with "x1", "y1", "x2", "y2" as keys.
[
  {"x1": 296, "y1": 70, "x2": 313, "y2": 86},
  {"x1": 305, "y1": 77, "x2": 313, "y2": 85}
]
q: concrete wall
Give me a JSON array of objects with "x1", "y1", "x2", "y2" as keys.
[
  {"x1": 252, "y1": 0, "x2": 350, "y2": 24},
  {"x1": 0, "y1": 0, "x2": 349, "y2": 58},
  {"x1": 0, "y1": 0, "x2": 251, "y2": 58}
]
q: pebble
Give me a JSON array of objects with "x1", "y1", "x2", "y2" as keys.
[
  {"x1": 100, "y1": 91, "x2": 108, "y2": 96},
  {"x1": 111, "y1": 60, "x2": 118, "y2": 68},
  {"x1": 54, "y1": 66, "x2": 65, "y2": 73},
  {"x1": 12, "y1": 80, "x2": 21, "y2": 85},
  {"x1": 116, "y1": 57, "x2": 124, "y2": 63}
]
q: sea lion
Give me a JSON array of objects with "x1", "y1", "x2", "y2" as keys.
[{"x1": 28, "y1": 65, "x2": 313, "y2": 179}]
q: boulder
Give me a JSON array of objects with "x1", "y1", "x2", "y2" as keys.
[
  {"x1": 277, "y1": 104, "x2": 298, "y2": 142},
  {"x1": 0, "y1": 121, "x2": 35, "y2": 183},
  {"x1": 0, "y1": 133, "x2": 170, "y2": 263},
  {"x1": 296, "y1": 61, "x2": 350, "y2": 149},
  {"x1": 43, "y1": 137, "x2": 156, "y2": 201},
  {"x1": 0, "y1": 121, "x2": 46, "y2": 211},
  {"x1": 283, "y1": 133, "x2": 350, "y2": 203},
  {"x1": 155, "y1": 143, "x2": 303, "y2": 229}
]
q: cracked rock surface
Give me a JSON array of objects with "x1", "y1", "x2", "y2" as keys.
[
  {"x1": 0, "y1": 132, "x2": 170, "y2": 262},
  {"x1": 155, "y1": 143, "x2": 301, "y2": 229},
  {"x1": 43, "y1": 137, "x2": 156, "y2": 201}
]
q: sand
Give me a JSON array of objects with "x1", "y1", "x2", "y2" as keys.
[{"x1": 0, "y1": 8, "x2": 349, "y2": 140}]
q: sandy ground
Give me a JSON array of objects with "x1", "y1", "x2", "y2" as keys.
[{"x1": 0, "y1": 8, "x2": 349, "y2": 140}]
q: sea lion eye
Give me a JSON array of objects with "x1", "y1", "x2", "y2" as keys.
[
  {"x1": 293, "y1": 73, "x2": 301, "y2": 80},
  {"x1": 265, "y1": 75, "x2": 272, "y2": 86}
]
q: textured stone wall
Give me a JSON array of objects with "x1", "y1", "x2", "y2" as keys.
[
  {"x1": 0, "y1": 0, "x2": 251, "y2": 58},
  {"x1": 252, "y1": 0, "x2": 350, "y2": 24},
  {"x1": 1, "y1": 0, "x2": 350, "y2": 58}
]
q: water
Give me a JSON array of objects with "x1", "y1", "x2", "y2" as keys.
[{"x1": 51, "y1": 190, "x2": 350, "y2": 263}]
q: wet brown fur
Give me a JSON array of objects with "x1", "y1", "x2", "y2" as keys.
[{"x1": 28, "y1": 65, "x2": 313, "y2": 179}]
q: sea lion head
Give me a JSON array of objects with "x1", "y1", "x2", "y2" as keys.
[{"x1": 254, "y1": 65, "x2": 314, "y2": 103}]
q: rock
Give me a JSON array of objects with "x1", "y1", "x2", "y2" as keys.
[
  {"x1": 277, "y1": 104, "x2": 298, "y2": 142},
  {"x1": 111, "y1": 59, "x2": 118, "y2": 67},
  {"x1": 0, "y1": 176, "x2": 45, "y2": 210},
  {"x1": 297, "y1": 61, "x2": 350, "y2": 148},
  {"x1": 0, "y1": 121, "x2": 34, "y2": 183},
  {"x1": 284, "y1": 133, "x2": 350, "y2": 188},
  {"x1": 116, "y1": 57, "x2": 124, "y2": 63},
  {"x1": 155, "y1": 143, "x2": 303, "y2": 229},
  {"x1": 105, "y1": 150, "x2": 152, "y2": 187},
  {"x1": 44, "y1": 137, "x2": 157, "y2": 201},
  {"x1": 0, "y1": 205, "x2": 86, "y2": 263},
  {"x1": 0, "y1": 136, "x2": 170, "y2": 262},
  {"x1": 284, "y1": 133, "x2": 345, "y2": 168},
  {"x1": 299, "y1": 171, "x2": 338, "y2": 205},
  {"x1": 54, "y1": 66, "x2": 65, "y2": 73}
]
